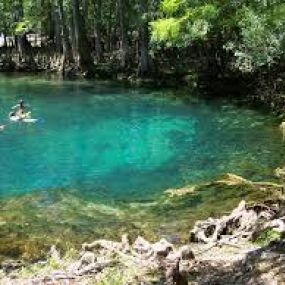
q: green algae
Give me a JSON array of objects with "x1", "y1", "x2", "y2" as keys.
[{"x1": 1, "y1": 173, "x2": 282, "y2": 263}]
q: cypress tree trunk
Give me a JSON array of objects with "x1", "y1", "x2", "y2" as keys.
[
  {"x1": 106, "y1": 1, "x2": 112, "y2": 53},
  {"x1": 70, "y1": 15, "x2": 77, "y2": 59},
  {"x1": 13, "y1": 0, "x2": 31, "y2": 56},
  {"x1": 93, "y1": 0, "x2": 103, "y2": 61},
  {"x1": 53, "y1": 4, "x2": 62, "y2": 53},
  {"x1": 48, "y1": 1, "x2": 55, "y2": 48},
  {"x1": 57, "y1": 0, "x2": 74, "y2": 64},
  {"x1": 138, "y1": 0, "x2": 151, "y2": 76},
  {"x1": 118, "y1": 0, "x2": 129, "y2": 69},
  {"x1": 3, "y1": 35, "x2": 7, "y2": 48},
  {"x1": 72, "y1": 0, "x2": 94, "y2": 73}
]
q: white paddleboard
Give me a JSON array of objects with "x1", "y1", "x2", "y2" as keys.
[
  {"x1": 10, "y1": 116, "x2": 38, "y2": 123},
  {"x1": 22, "y1": 118, "x2": 38, "y2": 123}
]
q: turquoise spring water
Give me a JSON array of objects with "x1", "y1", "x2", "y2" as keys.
[{"x1": 0, "y1": 74, "x2": 284, "y2": 201}]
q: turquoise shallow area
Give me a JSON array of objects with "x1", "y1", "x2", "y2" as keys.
[{"x1": 0, "y1": 74, "x2": 284, "y2": 201}]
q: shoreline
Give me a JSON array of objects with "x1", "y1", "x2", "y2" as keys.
[
  {"x1": 1, "y1": 69, "x2": 284, "y2": 118},
  {"x1": 1, "y1": 172, "x2": 284, "y2": 284}
]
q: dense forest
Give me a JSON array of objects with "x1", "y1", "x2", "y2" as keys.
[{"x1": 0, "y1": 0, "x2": 284, "y2": 84}]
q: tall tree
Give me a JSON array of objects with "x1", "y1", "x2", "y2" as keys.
[
  {"x1": 57, "y1": 0, "x2": 74, "y2": 64},
  {"x1": 118, "y1": 0, "x2": 129, "y2": 68},
  {"x1": 93, "y1": 0, "x2": 103, "y2": 61},
  {"x1": 72, "y1": 0, "x2": 94, "y2": 72},
  {"x1": 138, "y1": 0, "x2": 151, "y2": 76},
  {"x1": 13, "y1": 0, "x2": 31, "y2": 55}
]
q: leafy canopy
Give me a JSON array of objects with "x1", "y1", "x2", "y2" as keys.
[{"x1": 151, "y1": 0, "x2": 285, "y2": 72}]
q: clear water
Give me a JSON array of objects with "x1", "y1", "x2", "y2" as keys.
[
  {"x1": 1, "y1": 74, "x2": 285, "y2": 261},
  {"x1": 0, "y1": 74, "x2": 284, "y2": 201}
]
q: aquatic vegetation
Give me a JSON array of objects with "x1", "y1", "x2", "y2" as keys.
[{"x1": 1, "y1": 172, "x2": 282, "y2": 262}]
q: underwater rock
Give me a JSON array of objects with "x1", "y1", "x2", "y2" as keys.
[
  {"x1": 165, "y1": 186, "x2": 196, "y2": 197},
  {"x1": 215, "y1": 173, "x2": 253, "y2": 186}
]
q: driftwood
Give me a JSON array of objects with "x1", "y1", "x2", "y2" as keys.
[
  {"x1": 190, "y1": 200, "x2": 278, "y2": 245},
  {"x1": 82, "y1": 233, "x2": 130, "y2": 253},
  {"x1": 262, "y1": 217, "x2": 285, "y2": 233},
  {"x1": 75, "y1": 235, "x2": 194, "y2": 285}
]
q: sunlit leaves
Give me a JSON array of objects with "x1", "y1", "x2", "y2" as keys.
[
  {"x1": 151, "y1": 0, "x2": 285, "y2": 73},
  {"x1": 151, "y1": 18, "x2": 182, "y2": 46},
  {"x1": 151, "y1": 3, "x2": 218, "y2": 46},
  {"x1": 186, "y1": 4, "x2": 218, "y2": 21},
  {"x1": 15, "y1": 20, "x2": 30, "y2": 35},
  {"x1": 161, "y1": 0, "x2": 185, "y2": 16}
]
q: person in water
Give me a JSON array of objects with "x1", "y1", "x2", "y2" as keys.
[{"x1": 11, "y1": 99, "x2": 30, "y2": 119}]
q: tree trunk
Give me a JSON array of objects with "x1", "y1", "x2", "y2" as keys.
[
  {"x1": 93, "y1": 0, "x2": 103, "y2": 61},
  {"x1": 138, "y1": 0, "x2": 151, "y2": 76},
  {"x1": 57, "y1": 0, "x2": 74, "y2": 64},
  {"x1": 106, "y1": 1, "x2": 112, "y2": 53},
  {"x1": 53, "y1": 4, "x2": 62, "y2": 53},
  {"x1": 70, "y1": 15, "x2": 77, "y2": 59},
  {"x1": 13, "y1": 0, "x2": 31, "y2": 55},
  {"x1": 72, "y1": 0, "x2": 94, "y2": 73},
  {"x1": 3, "y1": 35, "x2": 7, "y2": 48},
  {"x1": 118, "y1": 0, "x2": 129, "y2": 69}
]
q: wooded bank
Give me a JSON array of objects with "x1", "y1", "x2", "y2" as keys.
[{"x1": 0, "y1": 0, "x2": 284, "y2": 86}]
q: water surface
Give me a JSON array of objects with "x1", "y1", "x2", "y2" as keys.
[
  {"x1": 0, "y1": 74, "x2": 284, "y2": 260},
  {"x1": 0, "y1": 75, "x2": 283, "y2": 200}
]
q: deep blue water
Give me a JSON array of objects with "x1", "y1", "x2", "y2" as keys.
[{"x1": 0, "y1": 74, "x2": 284, "y2": 200}]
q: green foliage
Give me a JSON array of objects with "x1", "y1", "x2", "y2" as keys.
[
  {"x1": 15, "y1": 20, "x2": 30, "y2": 35},
  {"x1": 255, "y1": 229, "x2": 282, "y2": 247},
  {"x1": 151, "y1": 18, "x2": 182, "y2": 46},
  {"x1": 151, "y1": 0, "x2": 285, "y2": 73},
  {"x1": 161, "y1": 0, "x2": 185, "y2": 16},
  {"x1": 151, "y1": 3, "x2": 218, "y2": 47},
  {"x1": 186, "y1": 19, "x2": 209, "y2": 40},
  {"x1": 224, "y1": 6, "x2": 284, "y2": 72},
  {"x1": 186, "y1": 4, "x2": 218, "y2": 21},
  {"x1": 0, "y1": 0, "x2": 284, "y2": 74}
]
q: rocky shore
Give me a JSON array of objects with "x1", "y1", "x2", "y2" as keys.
[{"x1": 1, "y1": 172, "x2": 285, "y2": 285}]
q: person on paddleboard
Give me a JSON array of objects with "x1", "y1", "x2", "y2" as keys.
[{"x1": 10, "y1": 99, "x2": 31, "y2": 120}]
